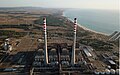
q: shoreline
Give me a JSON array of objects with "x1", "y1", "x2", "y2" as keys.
[
  {"x1": 77, "y1": 23, "x2": 109, "y2": 36},
  {"x1": 62, "y1": 12, "x2": 109, "y2": 36}
]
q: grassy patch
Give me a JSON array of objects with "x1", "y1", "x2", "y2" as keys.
[
  {"x1": 0, "y1": 30, "x2": 27, "y2": 38},
  {"x1": 34, "y1": 15, "x2": 66, "y2": 27}
]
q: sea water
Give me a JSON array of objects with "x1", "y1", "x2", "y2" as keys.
[{"x1": 64, "y1": 9, "x2": 119, "y2": 35}]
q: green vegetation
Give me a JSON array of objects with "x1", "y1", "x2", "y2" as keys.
[
  {"x1": 109, "y1": 40, "x2": 119, "y2": 47},
  {"x1": 34, "y1": 15, "x2": 66, "y2": 27},
  {"x1": 79, "y1": 39, "x2": 114, "y2": 51},
  {"x1": 77, "y1": 31, "x2": 91, "y2": 37},
  {"x1": 48, "y1": 33, "x2": 63, "y2": 37},
  {"x1": 0, "y1": 24, "x2": 31, "y2": 30},
  {"x1": 0, "y1": 30, "x2": 27, "y2": 38},
  {"x1": 64, "y1": 32, "x2": 73, "y2": 37}
]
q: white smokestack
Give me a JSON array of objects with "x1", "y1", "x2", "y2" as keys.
[
  {"x1": 43, "y1": 17, "x2": 48, "y2": 65},
  {"x1": 71, "y1": 18, "x2": 77, "y2": 65}
]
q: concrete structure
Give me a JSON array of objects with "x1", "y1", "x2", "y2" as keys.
[
  {"x1": 43, "y1": 17, "x2": 48, "y2": 65},
  {"x1": 71, "y1": 18, "x2": 77, "y2": 65}
]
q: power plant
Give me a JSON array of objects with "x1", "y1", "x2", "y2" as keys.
[
  {"x1": 31, "y1": 18, "x2": 81, "y2": 75},
  {"x1": 29, "y1": 17, "x2": 119, "y2": 75},
  {"x1": 43, "y1": 17, "x2": 78, "y2": 66},
  {"x1": 0, "y1": 16, "x2": 119, "y2": 75}
]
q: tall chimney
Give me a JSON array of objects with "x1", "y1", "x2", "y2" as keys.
[
  {"x1": 43, "y1": 17, "x2": 48, "y2": 65},
  {"x1": 71, "y1": 18, "x2": 77, "y2": 65}
]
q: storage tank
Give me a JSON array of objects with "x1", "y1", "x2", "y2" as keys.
[
  {"x1": 83, "y1": 60, "x2": 87, "y2": 65},
  {"x1": 3, "y1": 42, "x2": 8, "y2": 50},
  {"x1": 116, "y1": 69, "x2": 120, "y2": 74},
  {"x1": 110, "y1": 69, "x2": 115, "y2": 74},
  {"x1": 107, "y1": 65, "x2": 111, "y2": 69},
  {"x1": 105, "y1": 69, "x2": 110, "y2": 74},
  {"x1": 94, "y1": 70, "x2": 100, "y2": 75},
  {"x1": 100, "y1": 70, "x2": 105, "y2": 75},
  {"x1": 8, "y1": 45, "x2": 12, "y2": 51}
]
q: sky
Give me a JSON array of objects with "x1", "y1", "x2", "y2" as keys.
[{"x1": 0, "y1": 0, "x2": 119, "y2": 10}]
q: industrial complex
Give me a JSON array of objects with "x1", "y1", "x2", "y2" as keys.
[
  {"x1": 0, "y1": 17, "x2": 120, "y2": 75},
  {"x1": 0, "y1": 8, "x2": 119, "y2": 75}
]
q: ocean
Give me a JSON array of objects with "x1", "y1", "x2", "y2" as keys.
[{"x1": 63, "y1": 9, "x2": 119, "y2": 35}]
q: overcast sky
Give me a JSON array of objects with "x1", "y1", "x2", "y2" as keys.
[{"x1": 0, "y1": 0, "x2": 119, "y2": 10}]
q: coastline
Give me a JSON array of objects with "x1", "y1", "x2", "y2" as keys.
[
  {"x1": 77, "y1": 23, "x2": 109, "y2": 36},
  {"x1": 62, "y1": 12, "x2": 109, "y2": 36}
]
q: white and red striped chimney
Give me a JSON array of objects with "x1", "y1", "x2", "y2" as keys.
[
  {"x1": 71, "y1": 18, "x2": 77, "y2": 65},
  {"x1": 43, "y1": 17, "x2": 48, "y2": 65}
]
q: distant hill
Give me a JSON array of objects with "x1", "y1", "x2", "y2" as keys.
[
  {"x1": 0, "y1": 7, "x2": 46, "y2": 11},
  {"x1": 0, "y1": 7, "x2": 64, "y2": 15}
]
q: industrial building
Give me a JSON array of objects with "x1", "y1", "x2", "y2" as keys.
[
  {"x1": 0, "y1": 17, "x2": 118, "y2": 75},
  {"x1": 29, "y1": 17, "x2": 119, "y2": 75}
]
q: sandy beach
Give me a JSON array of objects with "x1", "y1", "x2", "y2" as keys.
[{"x1": 77, "y1": 23, "x2": 109, "y2": 36}]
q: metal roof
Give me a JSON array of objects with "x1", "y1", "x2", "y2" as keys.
[
  {"x1": 83, "y1": 48, "x2": 92, "y2": 57},
  {"x1": 108, "y1": 60, "x2": 116, "y2": 65}
]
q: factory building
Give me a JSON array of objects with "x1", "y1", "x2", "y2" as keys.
[
  {"x1": 108, "y1": 60, "x2": 117, "y2": 69},
  {"x1": 83, "y1": 48, "x2": 92, "y2": 57},
  {"x1": 33, "y1": 18, "x2": 76, "y2": 67},
  {"x1": 32, "y1": 17, "x2": 111, "y2": 75}
]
